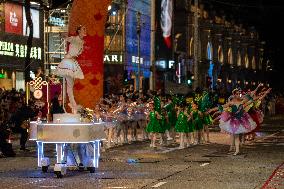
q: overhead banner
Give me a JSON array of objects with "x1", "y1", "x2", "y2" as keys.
[
  {"x1": 161, "y1": 0, "x2": 172, "y2": 48},
  {"x1": 0, "y1": 4, "x2": 4, "y2": 33},
  {"x1": 69, "y1": 0, "x2": 111, "y2": 109},
  {"x1": 5, "y1": 2, "x2": 23, "y2": 35}
]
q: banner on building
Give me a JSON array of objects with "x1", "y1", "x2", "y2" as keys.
[
  {"x1": 0, "y1": 4, "x2": 4, "y2": 33},
  {"x1": 5, "y1": 3, "x2": 23, "y2": 35},
  {"x1": 23, "y1": 7, "x2": 40, "y2": 38},
  {"x1": 125, "y1": 0, "x2": 151, "y2": 79},
  {"x1": 161, "y1": 0, "x2": 172, "y2": 48}
]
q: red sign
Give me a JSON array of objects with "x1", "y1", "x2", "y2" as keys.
[
  {"x1": 5, "y1": 3, "x2": 23, "y2": 35},
  {"x1": 0, "y1": 4, "x2": 4, "y2": 33}
]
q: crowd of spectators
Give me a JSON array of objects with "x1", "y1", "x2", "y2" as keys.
[{"x1": 0, "y1": 88, "x2": 39, "y2": 157}]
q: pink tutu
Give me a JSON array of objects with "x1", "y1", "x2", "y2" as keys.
[
  {"x1": 54, "y1": 58, "x2": 84, "y2": 79},
  {"x1": 219, "y1": 111, "x2": 257, "y2": 134}
]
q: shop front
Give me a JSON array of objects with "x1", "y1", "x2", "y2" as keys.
[{"x1": 0, "y1": 2, "x2": 44, "y2": 90}]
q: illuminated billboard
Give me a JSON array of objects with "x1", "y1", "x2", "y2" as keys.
[
  {"x1": 23, "y1": 7, "x2": 40, "y2": 38},
  {"x1": 0, "y1": 2, "x2": 44, "y2": 71},
  {"x1": 0, "y1": 4, "x2": 5, "y2": 33},
  {"x1": 125, "y1": 0, "x2": 151, "y2": 78},
  {"x1": 4, "y1": 2, "x2": 23, "y2": 35}
]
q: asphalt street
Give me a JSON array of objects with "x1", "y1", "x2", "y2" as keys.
[{"x1": 0, "y1": 115, "x2": 283, "y2": 189}]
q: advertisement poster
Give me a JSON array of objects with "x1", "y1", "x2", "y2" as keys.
[
  {"x1": 0, "y1": 4, "x2": 4, "y2": 33},
  {"x1": 4, "y1": 2, "x2": 23, "y2": 35},
  {"x1": 125, "y1": 0, "x2": 151, "y2": 78},
  {"x1": 23, "y1": 8, "x2": 40, "y2": 38}
]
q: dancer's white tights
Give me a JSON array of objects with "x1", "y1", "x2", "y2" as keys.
[{"x1": 65, "y1": 77, "x2": 77, "y2": 112}]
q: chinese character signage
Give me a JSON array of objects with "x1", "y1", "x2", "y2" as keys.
[
  {"x1": 5, "y1": 3, "x2": 23, "y2": 35},
  {"x1": 0, "y1": 40, "x2": 42, "y2": 60},
  {"x1": 0, "y1": 2, "x2": 44, "y2": 70},
  {"x1": 48, "y1": 16, "x2": 65, "y2": 27}
]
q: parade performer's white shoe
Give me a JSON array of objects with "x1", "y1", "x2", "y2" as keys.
[
  {"x1": 233, "y1": 151, "x2": 240, "y2": 156},
  {"x1": 179, "y1": 146, "x2": 185, "y2": 149}
]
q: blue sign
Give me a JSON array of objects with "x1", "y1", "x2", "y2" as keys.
[{"x1": 126, "y1": 0, "x2": 151, "y2": 78}]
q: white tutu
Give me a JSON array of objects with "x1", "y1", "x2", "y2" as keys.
[
  {"x1": 54, "y1": 58, "x2": 84, "y2": 79},
  {"x1": 134, "y1": 112, "x2": 146, "y2": 121},
  {"x1": 103, "y1": 116, "x2": 118, "y2": 129}
]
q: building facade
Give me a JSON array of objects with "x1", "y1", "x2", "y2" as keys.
[
  {"x1": 172, "y1": 0, "x2": 267, "y2": 91},
  {"x1": 0, "y1": 2, "x2": 44, "y2": 90}
]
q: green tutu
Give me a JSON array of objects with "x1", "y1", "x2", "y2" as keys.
[
  {"x1": 191, "y1": 111, "x2": 204, "y2": 130},
  {"x1": 160, "y1": 115, "x2": 168, "y2": 132},
  {"x1": 203, "y1": 114, "x2": 213, "y2": 125},
  {"x1": 146, "y1": 111, "x2": 164, "y2": 133},
  {"x1": 175, "y1": 112, "x2": 189, "y2": 133},
  {"x1": 165, "y1": 103, "x2": 177, "y2": 128}
]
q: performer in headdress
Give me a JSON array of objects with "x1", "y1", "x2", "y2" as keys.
[
  {"x1": 216, "y1": 91, "x2": 257, "y2": 155},
  {"x1": 244, "y1": 87, "x2": 271, "y2": 141}
]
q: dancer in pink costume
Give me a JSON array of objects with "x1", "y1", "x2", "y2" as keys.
[{"x1": 209, "y1": 89, "x2": 257, "y2": 155}]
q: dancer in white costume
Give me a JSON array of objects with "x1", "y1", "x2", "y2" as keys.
[{"x1": 53, "y1": 25, "x2": 86, "y2": 113}]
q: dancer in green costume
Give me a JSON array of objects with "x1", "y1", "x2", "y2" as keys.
[
  {"x1": 159, "y1": 108, "x2": 168, "y2": 146},
  {"x1": 164, "y1": 97, "x2": 177, "y2": 140},
  {"x1": 189, "y1": 101, "x2": 203, "y2": 144},
  {"x1": 146, "y1": 103, "x2": 163, "y2": 147},
  {"x1": 175, "y1": 106, "x2": 190, "y2": 149},
  {"x1": 199, "y1": 91, "x2": 213, "y2": 143}
]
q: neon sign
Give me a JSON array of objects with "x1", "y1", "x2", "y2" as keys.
[
  {"x1": 103, "y1": 54, "x2": 123, "y2": 64},
  {"x1": 49, "y1": 17, "x2": 65, "y2": 27},
  {"x1": 0, "y1": 40, "x2": 42, "y2": 60}
]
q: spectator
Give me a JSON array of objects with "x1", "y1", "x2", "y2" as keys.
[
  {"x1": 9, "y1": 102, "x2": 36, "y2": 151},
  {"x1": 50, "y1": 92, "x2": 65, "y2": 120}
]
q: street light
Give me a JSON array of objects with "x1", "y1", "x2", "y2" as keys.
[{"x1": 136, "y1": 11, "x2": 141, "y2": 91}]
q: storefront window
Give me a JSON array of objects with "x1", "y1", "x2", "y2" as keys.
[
  {"x1": 218, "y1": 45, "x2": 223, "y2": 64},
  {"x1": 228, "y1": 48, "x2": 233, "y2": 65}
]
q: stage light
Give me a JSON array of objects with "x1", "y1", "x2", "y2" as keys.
[{"x1": 31, "y1": 1, "x2": 40, "y2": 5}]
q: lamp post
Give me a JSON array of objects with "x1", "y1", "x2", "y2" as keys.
[
  {"x1": 136, "y1": 11, "x2": 141, "y2": 91},
  {"x1": 193, "y1": 0, "x2": 199, "y2": 89},
  {"x1": 150, "y1": 0, "x2": 156, "y2": 90}
]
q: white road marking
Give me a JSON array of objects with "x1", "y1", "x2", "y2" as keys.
[
  {"x1": 152, "y1": 182, "x2": 167, "y2": 188},
  {"x1": 200, "y1": 163, "x2": 210, "y2": 166},
  {"x1": 7, "y1": 179, "x2": 46, "y2": 189},
  {"x1": 39, "y1": 186, "x2": 59, "y2": 188}
]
